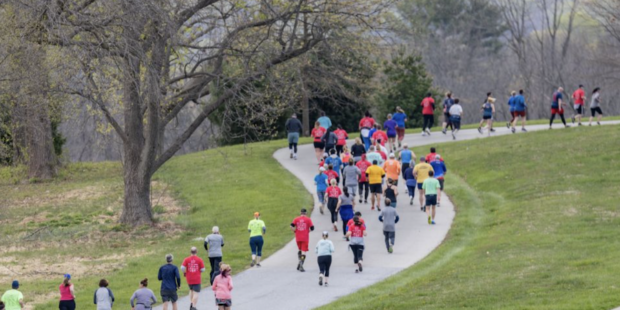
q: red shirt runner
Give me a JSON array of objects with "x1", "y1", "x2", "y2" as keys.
[
  {"x1": 325, "y1": 170, "x2": 338, "y2": 182},
  {"x1": 356, "y1": 160, "x2": 371, "y2": 182},
  {"x1": 292, "y1": 216, "x2": 314, "y2": 242},
  {"x1": 311, "y1": 127, "x2": 326, "y2": 142},
  {"x1": 326, "y1": 185, "x2": 342, "y2": 198},
  {"x1": 182, "y1": 255, "x2": 205, "y2": 285},
  {"x1": 421, "y1": 97, "x2": 436, "y2": 115},
  {"x1": 359, "y1": 117, "x2": 375, "y2": 129},
  {"x1": 372, "y1": 130, "x2": 388, "y2": 145},
  {"x1": 334, "y1": 129, "x2": 348, "y2": 146},
  {"x1": 572, "y1": 89, "x2": 585, "y2": 105},
  {"x1": 347, "y1": 222, "x2": 366, "y2": 237},
  {"x1": 425, "y1": 152, "x2": 444, "y2": 162}
]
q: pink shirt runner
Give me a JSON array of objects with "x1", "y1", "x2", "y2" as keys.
[
  {"x1": 59, "y1": 284, "x2": 74, "y2": 301},
  {"x1": 212, "y1": 275, "x2": 233, "y2": 300}
]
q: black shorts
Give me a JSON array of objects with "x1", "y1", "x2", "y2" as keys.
[
  {"x1": 216, "y1": 299, "x2": 232, "y2": 307},
  {"x1": 591, "y1": 107, "x2": 603, "y2": 116},
  {"x1": 483, "y1": 115, "x2": 492, "y2": 120},
  {"x1": 438, "y1": 178, "x2": 444, "y2": 190},
  {"x1": 189, "y1": 284, "x2": 201, "y2": 292},
  {"x1": 444, "y1": 112, "x2": 451, "y2": 121},
  {"x1": 314, "y1": 142, "x2": 325, "y2": 149},
  {"x1": 425, "y1": 194, "x2": 437, "y2": 206},
  {"x1": 369, "y1": 183, "x2": 382, "y2": 194},
  {"x1": 575, "y1": 105, "x2": 583, "y2": 114},
  {"x1": 161, "y1": 290, "x2": 178, "y2": 303}
]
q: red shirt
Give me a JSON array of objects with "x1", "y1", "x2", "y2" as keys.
[
  {"x1": 573, "y1": 89, "x2": 585, "y2": 105},
  {"x1": 326, "y1": 185, "x2": 342, "y2": 198},
  {"x1": 325, "y1": 170, "x2": 338, "y2": 181},
  {"x1": 182, "y1": 255, "x2": 205, "y2": 285},
  {"x1": 359, "y1": 117, "x2": 375, "y2": 129},
  {"x1": 292, "y1": 216, "x2": 314, "y2": 242},
  {"x1": 334, "y1": 129, "x2": 348, "y2": 146},
  {"x1": 425, "y1": 152, "x2": 444, "y2": 162},
  {"x1": 311, "y1": 127, "x2": 326, "y2": 142},
  {"x1": 379, "y1": 151, "x2": 387, "y2": 160},
  {"x1": 319, "y1": 160, "x2": 325, "y2": 167},
  {"x1": 347, "y1": 218, "x2": 366, "y2": 228},
  {"x1": 356, "y1": 160, "x2": 372, "y2": 182},
  {"x1": 421, "y1": 97, "x2": 436, "y2": 115},
  {"x1": 372, "y1": 131, "x2": 388, "y2": 145},
  {"x1": 347, "y1": 222, "x2": 366, "y2": 238}
]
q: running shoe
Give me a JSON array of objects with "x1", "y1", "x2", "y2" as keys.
[
  {"x1": 442, "y1": 129, "x2": 446, "y2": 135},
  {"x1": 355, "y1": 269, "x2": 359, "y2": 273},
  {"x1": 388, "y1": 245, "x2": 393, "y2": 254},
  {"x1": 299, "y1": 265, "x2": 305, "y2": 272},
  {"x1": 290, "y1": 152, "x2": 293, "y2": 159},
  {"x1": 571, "y1": 115, "x2": 575, "y2": 124},
  {"x1": 334, "y1": 225, "x2": 338, "y2": 232},
  {"x1": 506, "y1": 122, "x2": 510, "y2": 129},
  {"x1": 364, "y1": 200, "x2": 367, "y2": 204},
  {"x1": 359, "y1": 199, "x2": 362, "y2": 203},
  {"x1": 251, "y1": 260, "x2": 256, "y2": 267},
  {"x1": 421, "y1": 131, "x2": 426, "y2": 136},
  {"x1": 477, "y1": 127, "x2": 482, "y2": 134},
  {"x1": 428, "y1": 215, "x2": 431, "y2": 224},
  {"x1": 426, "y1": 129, "x2": 431, "y2": 136},
  {"x1": 320, "y1": 206, "x2": 324, "y2": 215},
  {"x1": 358, "y1": 262, "x2": 363, "y2": 272},
  {"x1": 452, "y1": 132, "x2": 456, "y2": 140},
  {"x1": 511, "y1": 127, "x2": 516, "y2": 134},
  {"x1": 490, "y1": 128, "x2": 496, "y2": 132},
  {"x1": 410, "y1": 197, "x2": 414, "y2": 205},
  {"x1": 420, "y1": 206, "x2": 424, "y2": 212},
  {"x1": 256, "y1": 263, "x2": 261, "y2": 267},
  {"x1": 597, "y1": 122, "x2": 601, "y2": 125},
  {"x1": 293, "y1": 154, "x2": 297, "y2": 160},
  {"x1": 371, "y1": 206, "x2": 375, "y2": 210},
  {"x1": 578, "y1": 123, "x2": 582, "y2": 126},
  {"x1": 190, "y1": 306, "x2": 197, "y2": 310},
  {"x1": 437, "y1": 202, "x2": 441, "y2": 207},
  {"x1": 297, "y1": 261, "x2": 301, "y2": 271},
  {"x1": 319, "y1": 275, "x2": 323, "y2": 286},
  {"x1": 521, "y1": 128, "x2": 527, "y2": 132},
  {"x1": 431, "y1": 220, "x2": 436, "y2": 225},
  {"x1": 423, "y1": 206, "x2": 426, "y2": 212},
  {"x1": 325, "y1": 282, "x2": 329, "y2": 287},
  {"x1": 565, "y1": 125, "x2": 571, "y2": 128},
  {"x1": 377, "y1": 206, "x2": 381, "y2": 212}
]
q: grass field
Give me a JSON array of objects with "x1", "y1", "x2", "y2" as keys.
[
  {"x1": 0, "y1": 139, "x2": 312, "y2": 309},
  {"x1": 320, "y1": 125, "x2": 620, "y2": 309}
]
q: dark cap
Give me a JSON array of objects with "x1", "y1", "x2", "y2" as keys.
[
  {"x1": 12, "y1": 280, "x2": 19, "y2": 289},
  {"x1": 301, "y1": 208, "x2": 307, "y2": 214}
]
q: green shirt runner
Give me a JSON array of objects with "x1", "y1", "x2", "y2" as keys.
[
  {"x1": 422, "y1": 178, "x2": 441, "y2": 195},
  {"x1": 248, "y1": 219, "x2": 266, "y2": 237},
  {"x1": 1, "y1": 289, "x2": 24, "y2": 310}
]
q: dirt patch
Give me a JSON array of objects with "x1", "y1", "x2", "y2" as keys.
[{"x1": 564, "y1": 207, "x2": 579, "y2": 217}]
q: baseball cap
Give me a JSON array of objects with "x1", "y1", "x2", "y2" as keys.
[
  {"x1": 301, "y1": 208, "x2": 307, "y2": 213},
  {"x1": 11, "y1": 280, "x2": 19, "y2": 289},
  {"x1": 389, "y1": 153, "x2": 395, "y2": 158},
  {"x1": 435, "y1": 155, "x2": 441, "y2": 159},
  {"x1": 322, "y1": 231, "x2": 329, "y2": 236},
  {"x1": 319, "y1": 167, "x2": 326, "y2": 172},
  {"x1": 64, "y1": 274, "x2": 71, "y2": 280}
]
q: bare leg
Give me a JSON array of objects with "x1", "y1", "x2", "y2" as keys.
[
  {"x1": 163, "y1": 302, "x2": 169, "y2": 310},
  {"x1": 418, "y1": 188, "x2": 424, "y2": 208},
  {"x1": 432, "y1": 205, "x2": 436, "y2": 220},
  {"x1": 172, "y1": 301, "x2": 178, "y2": 310},
  {"x1": 487, "y1": 119, "x2": 493, "y2": 136}
]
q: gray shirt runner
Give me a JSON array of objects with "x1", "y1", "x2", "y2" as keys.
[
  {"x1": 380, "y1": 206, "x2": 399, "y2": 232},
  {"x1": 342, "y1": 165, "x2": 361, "y2": 187},
  {"x1": 590, "y1": 92, "x2": 600, "y2": 108},
  {"x1": 94, "y1": 287, "x2": 114, "y2": 310},
  {"x1": 285, "y1": 117, "x2": 303, "y2": 134},
  {"x1": 205, "y1": 234, "x2": 224, "y2": 257},
  {"x1": 130, "y1": 288, "x2": 157, "y2": 309},
  {"x1": 339, "y1": 193, "x2": 354, "y2": 206}
]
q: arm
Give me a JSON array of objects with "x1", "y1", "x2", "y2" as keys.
[
  {"x1": 395, "y1": 214, "x2": 400, "y2": 224},
  {"x1": 379, "y1": 214, "x2": 384, "y2": 222},
  {"x1": 336, "y1": 199, "x2": 342, "y2": 212},
  {"x1": 290, "y1": 222, "x2": 296, "y2": 233},
  {"x1": 109, "y1": 288, "x2": 115, "y2": 305},
  {"x1": 130, "y1": 292, "x2": 136, "y2": 308},
  {"x1": 262, "y1": 224, "x2": 266, "y2": 235},
  {"x1": 221, "y1": 236, "x2": 224, "y2": 247},
  {"x1": 70, "y1": 285, "x2": 76, "y2": 298},
  {"x1": 175, "y1": 267, "x2": 181, "y2": 288},
  {"x1": 158, "y1": 267, "x2": 163, "y2": 281},
  {"x1": 94, "y1": 290, "x2": 97, "y2": 305},
  {"x1": 151, "y1": 291, "x2": 157, "y2": 304},
  {"x1": 204, "y1": 240, "x2": 209, "y2": 251}
]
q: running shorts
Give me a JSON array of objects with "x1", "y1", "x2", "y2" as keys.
[
  {"x1": 483, "y1": 115, "x2": 492, "y2": 120},
  {"x1": 438, "y1": 178, "x2": 444, "y2": 190},
  {"x1": 591, "y1": 107, "x2": 603, "y2": 116},
  {"x1": 288, "y1": 132, "x2": 300, "y2": 144},
  {"x1": 161, "y1": 290, "x2": 179, "y2": 303},
  {"x1": 444, "y1": 112, "x2": 451, "y2": 122},
  {"x1": 387, "y1": 132, "x2": 396, "y2": 138},
  {"x1": 452, "y1": 121, "x2": 461, "y2": 130},
  {"x1": 425, "y1": 194, "x2": 437, "y2": 206},
  {"x1": 551, "y1": 108, "x2": 564, "y2": 115},
  {"x1": 313, "y1": 141, "x2": 325, "y2": 149},
  {"x1": 417, "y1": 183, "x2": 424, "y2": 190},
  {"x1": 297, "y1": 240, "x2": 309, "y2": 252},
  {"x1": 216, "y1": 299, "x2": 232, "y2": 307},
  {"x1": 189, "y1": 284, "x2": 201, "y2": 292},
  {"x1": 396, "y1": 127, "x2": 405, "y2": 140},
  {"x1": 574, "y1": 104, "x2": 583, "y2": 114},
  {"x1": 514, "y1": 111, "x2": 526, "y2": 117},
  {"x1": 369, "y1": 183, "x2": 382, "y2": 194}
]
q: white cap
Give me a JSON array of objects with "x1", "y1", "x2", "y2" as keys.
[
  {"x1": 389, "y1": 153, "x2": 395, "y2": 158},
  {"x1": 319, "y1": 167, "x2": 326, "y2": 172},
  {"x1": 403, "y1": 143, "x2": 408, "y2": 148},
  {"x1": 435, "y1": 154, "x2": 441, "y2": 159}
]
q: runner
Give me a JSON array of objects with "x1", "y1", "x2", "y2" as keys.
[
  {"x1": 334, "y1": 125, "x2": 348, "y2": 156},
  {"x1": 383, "y1": 178, "x2": 398, "y2": 208},
  {"x1": 285, "y1": 113, "x2": 303, "y2": 160},
  {"x1": 326, "y1": 179, "x2": 342, "y2": 231},
  {"x1": 158, "y1": 254, "x2": 180, "y2": 310},
  {"x1": 478, "y1": 97, "x2": 495, "y2": 136},
  {"x1": 211, "y1": 264, "x2": 233, "y2": 310},
  {"x1": 366, "y1": 159, "x2": 386, "y2": 211},
  {"x1": 336, "y1": 187, "x2": 356, "y2": 236},
  {"x1": 311, "y1": 122, "x2": 326, "y2": 162},
  {"x1": 59, "y1": 274, "x2": 76, "y2": 310},
  {"x1": 421, "y1": 93, "x2": 435, "y2": 136},
  {"x1": 449, "y1": 98, "x2": 463, "y2": 140},
  {"x1": 340, "y1": 145, "x2": 352, "y2": 175},
  {"x1": 1, "y1": 281, "x2": 24, "y2": 310},
  {"x1": 365, "y1": 146, "x2": 384, "y2": 167},
  {"x1": 291, "y1": 208, "x2": 315, "y2": 272},
  {"x1": 343, "y1": 158, "x2": 361, "y2": 197},
  {"x1": 325, "y1": 149, "x2": 343, "y2": 184},
  {"x1": 373, "y1": 139, "x2": 388, "y2": 157},
  {"x1": 368, "y1": 124, "x2": 377, "y2": 149},
  {"x1": 351, "y1": 138, "x2": 366, "y2": 163},
  {"x1": 379, "y1": 198, "x2": 399, "y2": 253},
  {"x1": 248, "y1": 213, "x2": 266, "y2": 267},
  {"x1": 359, "y1": 111, "x2": 376, "y2": 150},
  {"x1": 383, "y1": 114, "x2": 398, "y2": 153},
  {"x1": 413, "y1": 157, "x2": 434, "y2": 211},
  {"x1": 589, "y1": 87, "x2": 603, "y2": 126},
  {"x1": 324, "y1": 164, "x2": 338, "y2": 185},
  {"x1": 322, "y1": 127, "x2": 338, "y2": 156},
  {"x1": 404, "y1": 162, "x2": 417, "y2": 205},
  {"x1": 319, "y1": 152, "x2": 328, "y2": 168},
  {"x1": 425, "y1": 147, "x2": 442, "y2": 163},
  {"x1": 347, "y1": 211, "x2": 366, "y2": 228},
  {"x1": 94, "y1": 279, "x2": 115, "y2": 310},
  {"x1": 181, "y1": 247, "x2": 204, "y2": 310},
  {"x1": 204, "y1": 226, "x2": 224, "y2": 284},
  {"x1": 314, "y1": 167, "x2": 329, "y2": 214},
  {"x1": 371, "y1": 124, "x2": 388, "y2": 148},
  {"x1": 442, "y1": 92, "x2": 454, "y2": 134},
  {"x1": 550, "y1": 87, "x2": 570, "y2": 128},
  {"x1": 571, "y1": 84, "x2": 586, "y2": 126},
  {"x1": 130, "y1": 279, "x2": 157, "y2": 310},
  {"x1": 346, "y1": 216, "x2": 367, "y2": 273},
  {"x1": 430, "y1": 155, "x2": 447, "y2": 207},
  {"x1": 399, "y1": 144, "x2": 415, "y2": 181},
  {"x1": 317, "y1": 111, "x2": 332, "y2": 130},
  {"x1": 316, "y1": 231, "x2": 335, "y2": 286},
  {"x1": 383, "y1": 153, "x2": 401, "y2": 186},
  {"x1": 356, "y1": 154, "x2": 371, "y2": 204},
  {"x1": 423, "y1": 170, "x2": 442, "y2": 225},
  {"x1": 506, "y1": 91, "x2": 516, "y2": 129},
  {"x1": 512, "y1": 89, "x2": 527, "y2": 133},
  {"x1": 392, "y1": 107, "x2": 408, "y2": 148}
]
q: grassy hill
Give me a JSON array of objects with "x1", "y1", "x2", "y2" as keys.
[
  {"x1": 320, "y1": 126, "x2": 620, "y2": 309},
  {"x1": 0, "y1": 138, "x2": 312, "y2": 309}
]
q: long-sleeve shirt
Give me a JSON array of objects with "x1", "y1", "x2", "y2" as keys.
[
  {"x1": 204, "y1": 234, "x2": 224, "y2": 257},
  {"x1": 315, "y1": 239, "x2": 335, "y2": 256},
  {"x1": 94, "y1": 287, "x2": 115, "y2": 310},
  {"x1": 212, "y1": 275, "x2": 234, "y2": 300},
  {"x1": 285, "y1": 118, "x2": 303, "y2": 134},
  {"x1": 379, "y1": 207, "x2": 400, "y2": 232},
  {"x1": 130, "y1": 288, "x2": 156, "y2": 308},
  {"x1": 158, "y1": 263, "x2": 181, "y2": 291}
]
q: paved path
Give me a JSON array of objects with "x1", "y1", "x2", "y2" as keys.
[{"x1": 155, "y1": 121, "x2": 619, "y2": 310}]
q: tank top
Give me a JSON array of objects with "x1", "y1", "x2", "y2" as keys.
[
  {"x1": 385, "y1": 185, "x2": 396, "y2": 202},
  {"x1": 59, "y1": 284, "x2": 74, "y2": 301},
  {"x1": 482, "y1": 102, "x2": 493, "y2": 117}
]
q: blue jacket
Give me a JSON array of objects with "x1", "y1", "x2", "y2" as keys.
[
  {"x1": 430, "y1": 160, "x2": 447, "y2": 179},
  {"x1": 514, "y1": 95, "x2": 526, "y2": 111},
  {"x1": 508, "y1": 96, "x2": 516, "y2": 112},
  {"x1": 158, "y1": 263, "x2": 181, "y2": 291},
  {"x1": 325, "y1": 156, "x2": 343, "y2": 175}
]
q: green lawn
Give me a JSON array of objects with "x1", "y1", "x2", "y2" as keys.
[
  {"x1": 320, "y1": 125, "x2": 620, "y2": 310},
  {"x1": 0, "y1": 138, "x2": 312, "y2": 309}
]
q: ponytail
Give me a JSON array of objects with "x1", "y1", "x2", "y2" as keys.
[
  {"x1": 343, "y1": 187, "x2": 350, "y2": 198},
  {"x1": 63, "y1": 278, "x2": 70, "y2": 287},
  {"x1": 140, "y1": 278, "x2": 148, "y2": 287}
]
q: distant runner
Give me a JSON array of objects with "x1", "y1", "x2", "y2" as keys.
[
  {"x1": 449, "y1": 98, "x2": 463, "y2": 140},
  {"x1": 325, "y1": 164, "x2": 339, "y2": 185},
  {"x1": 311, "y1": 122, "x2": 326, "y2": 162},
  {"x1": 356, "y1": 154, "x2": 372, "y2": 204},
  {"x1": 379, "y1": 198, "x2": 399, "y2": 253},
  {"x1": 383, "y1": 153, "x2": 401, "y2": 186},
  {"x1": 399, "y1": 144, "x2": 415, "y2": 181},
  {"x1": 291, "y1": 208, "x2": 315, "y2": 272},
  {"x1": 589, "y1": 87, "x2": 603, "y2": 126},
  {"x1": 285, "y1": 113, "x2": 303, "y2": 160},
  {"x1": 204, "y1": 226, "x2": 224, "y2": 284},
  {"x1": 317, "y1": 111, "x2": 332, "y2": 130},
  {"x1": 59, "y1": 274, "x2": 76, "y2": 310},
  {"x1": 421, "y1": 92, "x2": 435, "y2": 136},
  {"x1": 316, "y1": 231, "x2": 335, "y2": 287},
  {"x1": 506, "y1": 91, "x2": 516, "y2": 129},
  {"x1": 326, "y1": 179, "x2": 343, "y2": 232},
  {"x1": 366, "y1": 160, "x2": 386, "y2": 211},
  {"x1": 383, "y1": 114, "x2": 398, "y2": 153},
  {"x1": 211, "y1": 264, "x2": 233, "y2": 310},
  {"x1": 337, "y1": 187, "x2": 356, "y2": 236},
  {"x1": 550, "y1": 87, "x2": 570, "y2": 128},
  {"x1": 478, "y1": 97, "x2": 496, "y2": 136},
  {"x1": 334, "y1": 125, "x2": 348, "y2": 156},
  {"x1": 383, "y1": 178, "x2": 398, "y2": 208},
  {"x1": 512, "y1": 89, "x2": 527, "y2": 133},
  {"x1": 248, "y1": 212, "x2": 266, "y2": 267},
  {"x1": 1, "y1": 281, "x2": 24, "y2": 310},
  {"x1": 359, "y1": 111, "x2": 376, "y2": 150},
  {"x1": 571, "y1": 84, "x2": 586, "y2": 126},
  {"x1": 94, "y1": 279, "x2": 115, "y2": 310},
  {"x1": 322, "y1": 128, "x2": 339, "y2": 156},
  {"x1": 425, "y1": 147, "x2": 442, "y2": 163},
  {"x1": 181, "y1": 247, "x2": 204, "y2": 310},
  {"x1": 413, "y1": 157, "x2": 434, "y2": 211},
  {"x1": 392, "y1": 107, "x2": 408, "y2": 148},
  {"x1": 343, "y1": 158, "x2": 361, "y2": 197},
  {"x1": 404, "y1": 162, "x2": 417, "y2": 205},
  {"x1": 325, "y1": 149, "x2": 343, "y2": 184},
  {"x1": 423, "y1": 171, "x2": 442, "y2": 225},
  {"x1": 158, "y1": 254, "x2": 180, "y2": 310},
  {"x1": 430, "y1": 155, "x2": 447, "y2": 207},
  {"x1": 371, "y1": 124, "x2": 388, "y2": 148},
  {"x1": 442, "y1": 92, "x2": 454, "y2": 135},
  {"x1": 365, "y1": 146, "x2": 384, "y2": 167},
  {"x1": 346, "y1": 216, "x2": 367, "y2": 273},
  {"x1": 314, "y1": 167, "x2": 329, "y2": 214},
  {"x1": 130, "y1": 279, "x2": 157, "y2": 310},
  {"x1": 351, "y1": 138, "x2": 366, "y2": 163}
]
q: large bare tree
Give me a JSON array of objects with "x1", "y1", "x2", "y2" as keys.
[{"x1": 8, "y1": 0, "x2": 389, "y2": 225}]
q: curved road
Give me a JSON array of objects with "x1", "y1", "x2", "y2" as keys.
[{"x1": 154, "y1": 122, "x2": 618, "y2": 310}]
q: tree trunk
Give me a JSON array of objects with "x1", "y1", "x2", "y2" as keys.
[
  {"x1": 120, "y1": 167, "x2": 153, "y2": 226},
  {"x1": 25, "y1": 100, "x2": 56, "y2": 179},
  {"x1": 302, "y1": 85, "x2": 310, "y2": 137}
]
